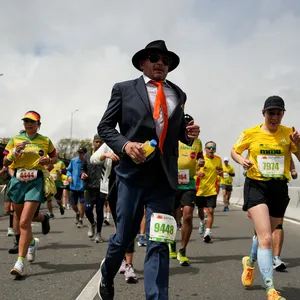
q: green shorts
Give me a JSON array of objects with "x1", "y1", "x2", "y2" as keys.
[{"x1": 7, "y1": 176, "x2": 45, "y2": 204}]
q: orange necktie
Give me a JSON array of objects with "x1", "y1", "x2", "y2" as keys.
[{"x1": 150, "y1": 80, "x2": 168, "y2": 153}]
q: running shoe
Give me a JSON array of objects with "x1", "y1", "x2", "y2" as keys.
[
  {"x1": 241, "y1": 256, "x2": 255, "y2": 287},
  {"x1": 10, "y1": 260, "x2": 25, "y2": 277},
  {"x1": 124, "y1": 264, "x2": 138, "y2": 283},
  {"x1": 42, "y1": 213, "x2": 50, "y2": 235},
  {"x1": 98, "y1": 258, "x2": 114, "y2": 300},
  {"x1": 273, "y1": 257, "x2": 287, "y2": 271},
  {"x1": 7, "y1": 227, "x2": 14, "y2": 237},
  {"x1": 77, "y1": 220, "x2": 83, "y2": 228},
  {"x1": 267, "y1": 289, "x2": 286, "y2": 300},
  {"x1": 75, "y1": 213, "x2": 80, "y2": 224},
  {"x1": 59, "y1": 206, "x2": 65, "y2": 215},
  {"x1": 8, "y1": 242, "x2": 19, "y2": 254},
  {"x1": 203, "y1": 232, "x2": 212, "y2": 243},
  {"x1": 137, "y1": 235, "x2": 146, "y2": 247},
  {"x1": 95, "y1": 233, "x2": 104, "y2": 243},
  {"x1": 67, "y1": 204, "x2": 70, "y2": 210},
  {"x1": 177, "y1": 251, "x2": 190, "y2": 266},
  {"x1": 198, "y1": 221, "x2": 205, "y2": 235},
  {"x1": 168, "y1": 242, "x2": 177, "y2": 259},
  {"x1": 119, "y1": 258, "x2": 126, "y2": 274},
  {"x1": 49, "y1": 213, "x2": 55, "y2": 219},
  {"x1": 103, "y1": 219, "x2": 110, "y2": 226},
  {"x1": 177, "y1": 222, "x2": 182, "y2": 231},
  {"x1": 27, "y1": 238, "x2": 39, "y2": 262},
  {"x1": 88, "y1": 222, "x2": 96, "y2": 238}
]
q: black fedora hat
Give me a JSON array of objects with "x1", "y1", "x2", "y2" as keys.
[{"x1": 132, "y1": 40, "x2": 180, "y2": 72}]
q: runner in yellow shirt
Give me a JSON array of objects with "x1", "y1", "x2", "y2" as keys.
[
  {"x1": 49, "y1": 156, "x2": 67, "y2": 217},
  {"x1": 220, "y1": 157, "x2": 235, "y2": 211},
  {"x1": 231, "y1": 96, "x2": 300, "y2": 300},
  {"x1": 2, "y1": 111, "x2": 57, "y2": 277},
  {"x1": 169, "y1": 114, "x2": 204, "y2": 266},
  {"x1": 195, "y1": 141, "x2": 223, "y2": 243}
]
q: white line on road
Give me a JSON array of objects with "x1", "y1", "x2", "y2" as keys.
[{"x1": 75, "y1": 269, "x2": 100, "y2": 300}]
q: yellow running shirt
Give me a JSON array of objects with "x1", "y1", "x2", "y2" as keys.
[
  {"x1": 233, "y1": 124, "x2": 297, "y2": 181},
  {"x1": 220, "y1": 164, "x2": 235, "y2": 185},
  {"x1": 4, "y1": 133, "x2": 56, "y2": 171},
  {"x1": 196, "y1": 155, "x2": 222, "y2": 196},
  {"x1": 178, "y1": 139, "x2": 203, "y2": 190},
  {"x1": 50, "y1": 160, "x2": 67, "y2": 187}
]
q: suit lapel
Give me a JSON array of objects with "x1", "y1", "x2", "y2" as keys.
[{"x1": 135, "y1": 76, "x2": 152, "y2": 114}]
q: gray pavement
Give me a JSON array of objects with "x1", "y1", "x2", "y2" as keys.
[{"x1": 1, "y1": 205, "x2": 300, "y2": 300}]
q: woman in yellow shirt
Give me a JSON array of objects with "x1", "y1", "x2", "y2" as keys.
[
  {"x1": 231, "y1": 96, "x2": 300, "y2": 300},
  {"x1": 3, "y1": 111, "x2": 57, "y2": 277}
]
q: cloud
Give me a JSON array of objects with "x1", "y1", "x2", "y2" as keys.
[{"x1": 1, "y1": 0, "x2": 300, "y2": 183}]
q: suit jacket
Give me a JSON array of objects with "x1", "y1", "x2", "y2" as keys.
[{"x1": 97, "y1": 75, "x2": 192, "y2": 191}]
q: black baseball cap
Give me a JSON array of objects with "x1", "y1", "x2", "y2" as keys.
[
  {"x1": 93, "y1": 134, "x2": 102, "y2": 141},
  {"x1": 263, "y1": 96, "x2": 285, "y2": 111},
  {"x1": 78, "y1": 146, "x2": 87, "y2": 153}
]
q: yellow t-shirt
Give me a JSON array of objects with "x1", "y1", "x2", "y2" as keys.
[
  {"x1": 220, "y1": 164, "x2": 235, "y2": 185},
  {"x1": 50, "y1": 160, "x2": 66, "y2": 187},
  {"x1": 233, "y1": 124, "x2": 297, "y2": 181},
  {"x1": 196, "y1": 154, "x2": 222, "y2": 196},
  {"x1": 177, "y1": 139, "x2": 203, "y2": 190},
  {"x1": 4, "y1": 133, "x2": 56, "y2": 171}
]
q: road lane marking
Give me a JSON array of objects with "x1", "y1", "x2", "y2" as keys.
[{"x1": 76, "y1": 269, "x2": 100, "y2": 300}]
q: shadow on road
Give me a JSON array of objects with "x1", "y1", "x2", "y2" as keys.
[
  {"x1": 38, "y1": 242, "x2": 92, "y2": 250},
  {"x1": 25, "y1": 261, "x2": 99, "y2": 277}
]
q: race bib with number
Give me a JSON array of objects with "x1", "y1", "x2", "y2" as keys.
[
  {"x1": 50, "y1": 174, "x2": 57, "y2": 181},
  {"x1": 16, "y1": 168, "x2": 38, "y2": 182},
  {"x1": 178, "y1": 169, "x2": 190, "y2": 185},
  {"x1": 149, "y1": 213, "x2": 177, "y2": 243},
  {"x1": 257, "y1": 155, "x2": 284, "y2": 178},
  {"x1": 223, "y1": 172, "x2": 229, "y2": 178}
]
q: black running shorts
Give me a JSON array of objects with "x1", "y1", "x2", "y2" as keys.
[{"x1": 243, "y1": 177, "x2": 290, "y2": 218}]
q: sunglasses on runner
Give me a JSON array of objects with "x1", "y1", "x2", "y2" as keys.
[
  {"x1": 148, "y1": 54, "x2": 172, "y2": 66},
  {"x1": 206, "y1": 146, "x2": 216, "y2": 150},
  {"x1": 265, "y1": 111, "x2": 283, "y2": 117},
  {"x1": 23, "y1": 119, "x2": 37, "y2": 123}
]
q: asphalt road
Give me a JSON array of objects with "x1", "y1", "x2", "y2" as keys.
[{"x1": 1, "y1": 204, "x2": 300, "y2": 300}]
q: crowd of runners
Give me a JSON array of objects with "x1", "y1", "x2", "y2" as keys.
[{"x1": 1, "y1": 40, "x2": 300, "y2": 300}]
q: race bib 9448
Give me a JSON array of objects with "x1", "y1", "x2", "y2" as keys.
[{"x1": 149, "y1": 213, "x2": 177, "y2": 243}]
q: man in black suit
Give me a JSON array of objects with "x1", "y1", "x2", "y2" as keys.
[{"x1": 97, "y1": 40, "x2": 200, "y2": 300}]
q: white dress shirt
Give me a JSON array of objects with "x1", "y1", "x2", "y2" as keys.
[{"x1": 143, "y1": 75, "x2": 178, "y2": 138}]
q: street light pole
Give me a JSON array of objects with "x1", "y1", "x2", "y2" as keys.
[{"x1": 70, "y1": 109, "x2": 79, "y2": 139}]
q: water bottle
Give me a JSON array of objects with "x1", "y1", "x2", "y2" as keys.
[{"x1": 134, "y1": 139, "x2": 157, "y2": 164}]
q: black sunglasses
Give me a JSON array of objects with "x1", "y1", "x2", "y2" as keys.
[
  {"x1": 23, "y1": 119, "x2": 37, "y2": 123},
  {"x1": 206, "y1": 146, "x2": 216, "y2": 150},
  {"x1": 266, "y1": 111, "x2": 283, "y2": 117},
  {"x1": 148, "y1": 54, "x2": 172, "y2": 66}
]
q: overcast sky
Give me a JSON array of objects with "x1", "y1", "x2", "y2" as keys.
[{"x1": 1, "y1": 0, "x2": 300, "y2": 184}]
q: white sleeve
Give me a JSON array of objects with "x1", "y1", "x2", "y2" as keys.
[{"x1": 90, "y1": 144, "x2": 107, "y2": 164}]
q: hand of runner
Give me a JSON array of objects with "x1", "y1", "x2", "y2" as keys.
[
  {"x1": 197, "y1": 158, "x2": 205, "y2": 167},
  {"x1": 216, "y1": 166, "x2": 223, "y2": 176},
  {"x1": 68, "y1": 177, "x2": 73, "y2": 184},
  {"x1": 0, "y1": 166, "x2": 7, "y2": 176},
  {"x1": 81, "y1": 172, "x2": 88, "y2": 180},
  {"x1": 291, "y1": 170, "x2": 298, "y2": 180},
  {"x1": 290, "y1": 127, "x2": 300, "y2": 147},
  {"x1": 196, "y1": 171, "x2": 205, "y2": 178},
  {"x1": 15, "y1": 142, "x2": 26, "y2": 153},
  {"x1": 39, "y1": 156, "x2": 50, "y2": 165},
  {"x1": 242, "y1": 158, "x2": 253, "y2": 170},
  {"x1": 125, "y1": 142, "x2": 145, "y2": 163},
  {"x1": 106, "y1": 152, "x2": 120, "y2": 162},
  {"x1": 186, "y1": 120, "x2": 200, "y2": 139}
]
